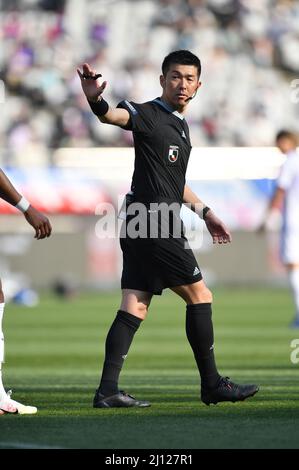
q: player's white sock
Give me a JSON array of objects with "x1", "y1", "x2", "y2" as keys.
[
  {"x1": 288, "y1": 269, "x2": 299, "y2": 320},
  {"x1": 0, "y1": 303, "x2": 36, "y2": 414},
  {"x1": 0, "y1": 303, "x2": 7, "y2": 401},
  {"x1": 0, "y1": 367, "x2": 7, "y2": 401}
]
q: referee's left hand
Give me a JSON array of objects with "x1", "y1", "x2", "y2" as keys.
[
  {"x1": 77, "y1": 63, "x2": 107, "y2": 102},
  {"x1": 204, "y1": 210, "x2": 232, "y2": 244}
]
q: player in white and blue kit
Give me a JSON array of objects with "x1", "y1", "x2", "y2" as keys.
[
  {"x1": 0, "y1": 169, "x2": 52, "y2": 414},
  {"x1": 264, "y1": 131, "x2": 299, "y2": 327}
]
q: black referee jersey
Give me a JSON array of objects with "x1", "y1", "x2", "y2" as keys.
[
  {"x1": 117, "y1": 97, "x2": 191, "y2": 203},
  {"x1": 117, "y1": 97, "x2": 202, "y2": 294}
]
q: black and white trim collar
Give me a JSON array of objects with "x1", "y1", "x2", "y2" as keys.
[{"x1": 152, "y1": 98, "x2": 185, "y2": 120}]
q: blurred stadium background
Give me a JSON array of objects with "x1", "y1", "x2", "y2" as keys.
[{"x1": 1, "y1": 0, "x2": 299, "y2": 301}]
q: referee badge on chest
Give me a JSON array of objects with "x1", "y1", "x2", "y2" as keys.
[{"x1": 168, "y1": 145, "x2": 179, "y2": 163}]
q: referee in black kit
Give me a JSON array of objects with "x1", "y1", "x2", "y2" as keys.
[{"x1": 77, "y1": 50, "x2": 259, "y2": 408}]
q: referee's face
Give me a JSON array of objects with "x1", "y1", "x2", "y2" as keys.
[{"x1": 160, "y1": 64, "x2": 201, "y2": 112}]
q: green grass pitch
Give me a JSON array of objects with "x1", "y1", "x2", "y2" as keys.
[{"x1": 0, "y1": 288, "x2": 299, "y2": 449}]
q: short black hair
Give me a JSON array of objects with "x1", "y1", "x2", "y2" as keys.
[
  {"x1": 162, "y1": 50, "x2": 201, "y2": 78},
  {"x1": 276, "y1": 130, "x2": 298, "y2": 144}
]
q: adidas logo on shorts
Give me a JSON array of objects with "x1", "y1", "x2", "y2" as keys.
[{"x1": 193, "y1": 266, "x2": 200, "y2": 276}]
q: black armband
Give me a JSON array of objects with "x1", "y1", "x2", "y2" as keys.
[
  {"x1": 202, "y1": 206, "x2": 211, "y2": 220},
  {"x1": 87, "y1": 98, "x2": 109, "y2": 116}
]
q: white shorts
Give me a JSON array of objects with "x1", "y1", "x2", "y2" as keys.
[{"x1": 280, "y1": 229, "x2": 299, "y2": 264}]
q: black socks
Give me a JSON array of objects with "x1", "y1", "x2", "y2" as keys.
[
  {"x1": 186, "y1": 303, "x2": 221, "y2": 390},
  {"x1": 99, "y1": 304, "x2": 220, "y2": 397},
  {"x1": 99, "y1": 310, "x2": 142, "y2": 396}
]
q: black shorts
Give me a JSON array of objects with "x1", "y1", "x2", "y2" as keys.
[{"x1": 120, "y1": 213, "x2": 202, "y2": 295}]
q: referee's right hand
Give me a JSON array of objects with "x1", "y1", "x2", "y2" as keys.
[{"x1": 77, "y1": 63, "x2": 107, "y2": 102}]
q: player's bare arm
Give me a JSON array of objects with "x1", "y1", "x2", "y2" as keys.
[
  {"x1": 0, "y1": 169, "x2": 23, "y2": 207},
  {"x1": 257, "y1": 186, "x2": 285, "y2": 233},
  {"x1": 268, "y1": 186, "x2": 285, "y2": 211},
  {"x1": 77, "y1": 63, "x2": 130, "y2": 128},
  {"x1": 183, "y1": 184, "x2": 232, "y2": 244},
  {"x1": 0, "y1": 169, "x2": 52, "y2": 240}
]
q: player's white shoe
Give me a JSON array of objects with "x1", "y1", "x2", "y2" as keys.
[{"x1": 0, "y1": 390, "x2": 37, "y2": 415}]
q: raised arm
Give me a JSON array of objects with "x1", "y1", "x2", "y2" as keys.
[
  {"x1": 77, "y1": 63, "x2": 130, "y2": 128},
  {"x1": 183, "y1": 184, "x2": 232, "y2": 244},
  {"x1": 0, "y1": 169, "x2": 52, "y2": 239}
]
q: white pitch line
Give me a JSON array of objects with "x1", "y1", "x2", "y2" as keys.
[{"x1": 0, "y1": 441, "x2": 66, "y2": 449}]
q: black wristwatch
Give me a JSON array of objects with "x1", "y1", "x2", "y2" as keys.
[{"x1": 202, "y1": 206, "x2": 211, "y2": 220}]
